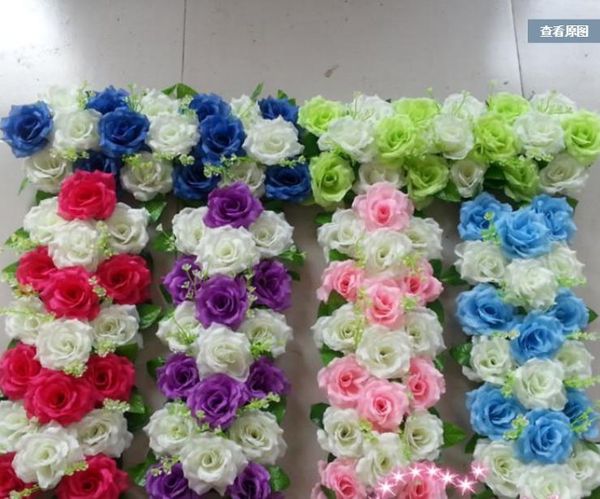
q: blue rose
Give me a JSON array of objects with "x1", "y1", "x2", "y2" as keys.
[
  {"x1": 73, "y1": 150, "x2": 122, "y2": 176},
  {"x1": 496, "y1": 207, "x2": 551, "y2": 259},
  {"x1": 196, "y1": 115, "x2": 246, "y2": 165},
  {"x1": 511, "y1": 312, "x2": 565, "y2": 364},
  {"x1": 99, "y1": 109, "x2": 149, "y2": 158},
  {"x1": 172, "y1": 159, "x2": 220, "y2": 202},
  {"x1": 86, "y1": 86, "x2": 129, "y2": 114},
  {"x1": 549, "y1": 289, "x2": 589, "y2": 333},
  {"x1": 259, "y1": 96, "x2": 299, "y2": 123},
  {"x1": 531, "y1": 194, "x2": 576, "y2": 242},
  {"x1": 466, "y1": 384, "x2": 525, "y2": 439},
  {"x1": 458, "y1": 193, "x2": 511, "y2": 240},
  {"x1": 564, "y1": 389, "x2": 600, "y2": 440},
  {"x1": 189, "y1": 93, "x2": 231, "y2": 123},
  {"x1": 0, "y1": 102, "x2": 53, "y2": 157},
  {"x1": 456, "y1": 284, "x2": 517, "y2": 335},
  {"x1": 265, "y1": 164, "x2": 311, "y2": 202},
  {"x1": 516, "y1": 409, "x2": 574, "y2": 464}
]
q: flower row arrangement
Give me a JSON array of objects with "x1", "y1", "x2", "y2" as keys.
[
  {"x1": 452, "y1": 193, "x2": 600, "y2": 499},
  {"x1": 2, "y1": 84, "x2": 600, "y2": 210},
  {"x1": 309, "y1": 182, "x2": 463, "y2": 498},
  {"x1": 138, "y1": 182, "x2": 299, "y2": 498},
  {"x1": 0, "y1": 170, "x2": 158, "y2": 498}
]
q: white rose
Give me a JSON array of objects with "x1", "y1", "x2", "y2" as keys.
[
  {"x1": 316, "y1": 407, "x2": 363, "y2": 458},
  {"x1": 156, "y1": 301, "x2": 202, "y2": 354},
  {"x1": 350, "y1": 94, "x2": 394, "y2": 125},
  {"x1": 403, "y1": 410, "x2": 443, "y2": 461},
  {"x1": 312, "y1": 303, "x2": 363, "y2": 354},
  {"x1": 196, "y1": 226, "x2": 259, "y2": 276},
  {"x1": 568, "y1": 442, "x2": 600, "y2": 496},
  {"x1": 318, "y1": 116, "x2": 375, "y2": 162},
  {"x1": 464, "y1": 336, "x2": 514, "y2": 384},
  {"x1": 219, "y1": 161, "x2": 265, "y2": 197},
  {"x1": 48, "y1": 220, "x2": 103, "y2": 271},
  {"x1": 514, "y1": 111, "x2": 564, "y2": 160},
  {"x1": 196, "y1": 324, "x2": 252, "y2": 381},
  {"x1": 404, "y1": 217, "x2": 443, "y2": 260},
  {"x1": 36, "y1": 319, "x2": 93, "y2": 373},
  {"x1": 513, "y1": 358, "x2": 566, "y2": 410},
  {"x1": 230, "y1": 94, "x2": 261, "y2": 128},
  {"x1": 244, "y1": 117, "x2": 303, "y2": 165},
  {"x1": 556, "y1": 340, "x2": 593, "y2": 379},
  {"x1": 317, "y1": 209, "x2": 366, "y2": 260},
  {"x1": 239, "y1": 309, "x2": 292, "y2": 357},
  {"x1": 13, "y1": 424, "x2": 83, "y2": 489},
  {"x1": 455, "y1": 240, "x2": 507, "y2": 284},
  {"x1": 0, "y1": 401, "x2": 37, "y2": 453},
  {"x1": 24, "y1": 149, "x2": 72, "y2": 193},
  {"x1": 441, "y1": 93, "x2": 486, "y2": 121},
  {"x1": 473, "y1": 439, "x2": 524, "y2": 497},
  {"x1": 518, "y1": 464, "x2": 582, "y2": 499},
  {"x1": 144, "y1": 403, "x2": 198, "y2": 456},
  {"x1": 53, "y1": 109, "x2": 100, "y2": 152},
  {"x1": 229, "y1": 410, "x2": 286, "y2": 465},
  {"x1": 91, "y1": 304, "x2": 141, "y2": 351},
  {"x1": 404, "y1": 307, "x2": 445, "y2": 357},
  {"x1": 356, "y1": 325, "x2": 411, "y2": 378},
  {"x1": 73, "y1": 408, "x2": 132, "y2": 457},
  {"x1": 44, "y1": 86, "x2": 82, "y2": 114},
  {"x1": 4, "y1": 296, "x2": 50, "y2": 345},
  {"x1": 356, "y1": 432, "x2": 407, "y2": 487},
  {"x1": 121, "y1": 152, "x2": 173, "y2": 201},
  {"x1": 105, "y1": 203, "x2": 150, "y2": 254},
  {"x1": 530, "y1": 91, "x2": 577, "y2": 115},
  {"x1": 450, "y1": 159, "x2": 487, "y2": 197},
  {"x1": 432, "y1": 114, "x2": 474, "y2": 160},
  {"x1": 180, "y1": 434, "x2": 248, "y2": 495},
  {"x1": 172, "y1": 206, "x2": 208, "y2": 254},
  {"x1": 140, "y1": 89, "x2": 180, "y2": 117},
  {"x1": 249, "y1": 210, "x2": 294, "y2": 258},
  {"x1": 503, "y1": 258, "x2": 559, "y2": 310},
  {"x1": 540, "y1": 153, "x2": 589, "y2": 196},
  {"x1": 363, "y1": 229, "x2": 413, "y2": 274},
  {"x1": 147, "y1": 112, "x2": 199, "y2": 156},
  {"x1": 23, "y1": 197, "x2": 68, "y2": 245},
  {"x1": 543, "y1": 243, "x2": 586, "y2": 287},
  {"x1": 353, "y1": 162, "x2": 405, "y2": 194}
]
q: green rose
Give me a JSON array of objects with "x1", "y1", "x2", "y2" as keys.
[
  {"x1": 472, "y1": 113, "x2": 520, "y2": 163},
  {"x1": 501, "y1": 157, "x2": 540, "y2": 202},
  {"x1": 375, "y1": 114, "x2": 422, "y2": 161},
  {"x1": 298, "y1": 96, "x2": 347, "y2": 136},
  {"x1": 562, "y1": 111, "x2": 600, "y2": 165},
  {"x1": 392, "y1": 97, "x2": 440, "y2": 127},
  {"x1": 309, "y1": 152, "x2": 355, "y2": 207},
  {"x1": 487, "y1": 92, "x2": 530, "y2": 123},
  {"x1": 405, "y1": 155, "x2": 450, "y2": 203}
]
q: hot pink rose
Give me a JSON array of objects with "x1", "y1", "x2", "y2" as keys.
[
  {"x1": 363, "y1": 277, "x2": 404, "y2": 328},
  {"x1": 58, "y1": 170, "x2": 116, "y2": 221},
  {"x1": 399, "y1": 260, "x2": 443, "y2": 305},
  {"x1": 407, "y1": 357, "x2": 446, "y2": 410},
  {"x1": 317, "y1": 355, "x2": 370, "y2": 408},
  {"x1": 356, "y1": 378, "x2": 409, "y2": 432},
  {"x1": 397, "y1": 463, "x2": 448, "y2": 499},
  {"x1": 352, "y1": 182, "x2": 413, "y2": 231},
  {"x1": 317, "y1": 261, "x2": 365, "y2": 303},
  {"x1": 320, "y1": 458, "x2": 366, "y2": 499}
]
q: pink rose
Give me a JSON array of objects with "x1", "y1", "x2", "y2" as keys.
[
  {"x1": 397, "y1": 463, "x2": 448, "y2": 499},
  {"x1": 317, "y1": 355, "x2": 370, "y2": 408},
  {"x1": 407, "y1": 357, "x2": 446, "y2": 410},
  {"x1": 400, "y1": 260, "x2": 443, "y2": 305},
  {"x1": 363, "y1": 277, "x2": 405, "y2": 328},
  {"x1": 320, "y1": 458, "x2": 366, "y2": 499},
  {"x1": 352, "y1": 182, "x2": 413, "y2": 231},
  {"x1": 356, "y1": 378, "x2": 409, "y2": 432},
  {"x1": 317, "y1": 261, "x2": 365, "y2": 302}
]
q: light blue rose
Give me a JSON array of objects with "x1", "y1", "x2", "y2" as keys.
[
  {"x1": 511, "y1": 312, "x2": 565, "y2": 364},
  {"x1": 467, "y1": 383, "x2": 525, "y2": 439},
  {"x1": 496, "y1": 207, "x2": 551, "y2": 259},
  {"x1": 564, "y1": 389, "x2": 600, "y2": 440},
  {"x1": 531, "y1": 194, "x2": 576, "y2": 242},
  {"x1": 549, "y1": 289, "x2": 589, "y2": 333},
  {"x1": 516, "y1": 409, "x2": 574, "y2": 464},
  {"x1": 456, "y1": 284, "x2": 518, "y2": 335},
  {"x1": 458, "y1": 192, "x2": 512, "y2": 240}
]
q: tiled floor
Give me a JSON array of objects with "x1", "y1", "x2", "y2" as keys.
[{"x1": 1, "y1": 1, "x2": 599, "y2": 497}]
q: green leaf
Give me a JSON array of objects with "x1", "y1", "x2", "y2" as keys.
[
  {"x1": 4, "y1": 228, "x2": 34, "y2": 252},
  {"x1": 159, "y1": 283, "x2": 173, "y2": 305},
  {"x1": 320, "y1": 486, "x2": 336, "y2": 499},
  {"x1": 35, "y1": 190, "x2": 54, "y2": 204},
  {"x1": 128, "y1": 389, "x2": 146, "y2": 414},
  {"x1": 126, "y1": 390, "x2": 151, "y2": 432},
  {"x1": 127, "y1": 451, "x2": 157, "y2": 487},
  {"x1": 268, "y1": 465, "x2": 291, "y2": 492},
  {"x1": 589, "y1": 307, "x2": 598, "y2": 324},
  {"x1": 430, "y1": 259, "x2": 442, "y2": 279},
  {"x1": 485, "y1": 164, "x2": 505, "y2": 180},
  {"x1": 263, "y1": 199, "x2": 284, "y2": 212},
  {"x1": 137, "y1": 303, "x2": 163, "y2": 330},
  {"x1": 472, "y1": 487, "x2": 495, "y2": 499},
  {"x1": 267, "y1": 396, "x2": 287, "y2": 424},
  {"x1": 146, "y1": 357, "x2": 165, "y2": 380},
  {"x1": 582, "y1": 440, "x2": 600, "y2": 454},
  {"x1": 450, "y1": 342, "x2": 473, "y2": 367},
  {"x1": 320, "y1": 345, "x2": 343, "y2": 366},
  {"x1": 590, "y1": 486, "x2": 600, "y2": 499},
  {"x1": 429, "y1": 407, "x2": 440, "y2": 417},
  {"x1": 433, "y1": 353, "x2": 446, "y2": 371},
  {"x1": 1, "y1": 261, "x2": 18, "y2": 284},
  {"x1": 18, "y1": 177, "x2": 29, "y2": 194},
  {"x1": 278, "y1": 246, "x2": 306, "y2": 266},
  {"x1": 300, "y1": 131, "x2": 320, "y2": 160},
  {"x1": 250, "y1": 82, "x2": 264, "y2": 102},
  {"x1": 142, "y1": 195, "x2": 167, "y2": 223},
  {"x1": 152, "y1": 230, "x2": 176, "y2": 252},
  {"x1": 317, "y1": 291, "x2": 347, "y2": 318},
  {"x1": 310, "y1": 402, "x2": 329, "y2": 428},
  {"x1": 288, "y1": 269, "x2": 301, "y2": 281},
  {"x1": 464, "y1": 433, "x2": 482, "y2": 454},
  {"x1": 440, "y1": 265, "x2": 467, "y2": 286},
  {"x1": 315, "y1": 212, "x2": 333, "y2": 226},
  {"x1": 162, "y1": 83, "x2": 198, "y2": 99},
  {"x1": 437, "y1": 181, "x2": 461, "y2": 203},
  {"x1": 567, "y1": 196, "x2": 579, "y2": 209},
  {"x1": 428, "y1": 299, "x2": 444, "y2": 323},
  {"x1": 115, "y1": 343, "x2": 139, "y2": 362},
  {"x1": 328, "y1": 249, "x2": 349, "y2": 262},
  {"x1": 442, "y1": 421, "x2": 468, "y2": 448}
]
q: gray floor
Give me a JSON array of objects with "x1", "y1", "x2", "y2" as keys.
[{"x1": 1, "y1": 1, "x2": 599, "y2": 497}]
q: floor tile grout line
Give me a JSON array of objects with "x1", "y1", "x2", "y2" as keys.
[
  {"x1": 180, "y1": 0, "x2": 188, "y2": 83},
  {"x1": 509, "y1": 0, "x2": 525, "y2": 96}
]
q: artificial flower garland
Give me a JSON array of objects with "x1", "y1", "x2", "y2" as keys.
[
  {"x1": 452, "y1": 193, "x2": 600, "y2": 499},
  {"x1": 0, "y1": 170, "x2": 157, "y2": 498}
]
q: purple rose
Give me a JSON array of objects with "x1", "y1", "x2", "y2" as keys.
[
  {"x1": 163, "y1": 255, "x2": 202, "y2": 304},
  {"x1": 186, "y1": 373, "x2": 248, "y2": 429},
  {"x1": 146, "y1": 462, "x2": 202, "y2": 499},
  {"x1": 204, "y1": 182, "x2": 263, "y2": 229},
  {"x1": 196, "y1": 275, "x2": 249, "y2": 329},
  {"x1": 227, "y1": 463, "x2": 274, "y2": 499},
  {"x1": 246, "y1": 357, "x2": 290, "y2": 400},
  {"x1": 157, "y1": 353, "x2": 200, "y2": 400},
  {"x1": 252, "y1": 260, "x2": 292, "y2": 311}
]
